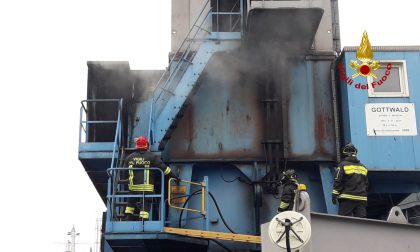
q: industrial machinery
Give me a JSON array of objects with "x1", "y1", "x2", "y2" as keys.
[{"x1": 78, "y1": 0, "x2": 420, "y2": 251}]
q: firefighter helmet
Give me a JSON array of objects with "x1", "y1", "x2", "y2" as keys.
[
  {"x1": 283, "y1": 169, "x2": 296, "y2": 179},
  {"x1": 135, "y1": 136, "x2": 149, "y2": 150},
  {"x1": 282, "y1": 169, "x2": 297, "y2": 182},
  {"x1": 342, "y1": 143, "x2": 357, "y2": 156}
]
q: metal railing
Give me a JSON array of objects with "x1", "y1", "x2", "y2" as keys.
[
  {"x1": 106, "y1": 167, "x2": 166, "y2": 232},
  {"x1": 79, "y1": 99, "x2": 123, "y2": 168},
  {"x1": 168, "y1": 178, "x2": 207, "y2": 215},
  {"x1": 152, "y1": 0, "x2": 212, "y2": 108},
  {"x1": 151, "y1": 0, "x2": 244, "y2": 121},
  {"x1": 213, "y1": 0, "x2": 243, "y2": 32}
]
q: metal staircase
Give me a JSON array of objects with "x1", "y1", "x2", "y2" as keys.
[{"x1": 150, "y1": 0, "x2": 242, "y2": 150}]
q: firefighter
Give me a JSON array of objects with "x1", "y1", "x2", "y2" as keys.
[
  {"x1": 124, "y1": 135, "x2": 179, "y2": 221},
  {"x1": 332, "y1": 143, "x2": 369, "y2": 218},
  {"x1": 277, "y1": 169, "x2": 299, "y2": 213}
]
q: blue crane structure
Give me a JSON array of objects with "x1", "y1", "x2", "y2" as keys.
[{"x1": 78, "y1": 1, "x2": 420, "y2": 251}]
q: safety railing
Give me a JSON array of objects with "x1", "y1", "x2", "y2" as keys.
[
  {"x1": 168, "y1": 176, "x2": 210, "y2": 231},
  {"x1": 168, "y1": 178, "x2": 207, "y2": 215},
  {"x1": 212, "y1": 0, "x2": 243, "y2": 32},
  {"x1": 79, "y1": 99, "x2": 123, "y2": 168},
  {"x1": 151, "y1": 0, "x2": 244, "y2": 120},
  {"x1": 152, "y1": 0, "x2": 212, "y2": 108},
  {"x1": 106, "y1": 167, "x2": 165, "y2": 232}
]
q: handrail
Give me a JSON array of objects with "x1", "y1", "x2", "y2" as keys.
[
  {"x1": 155, "y1": 9, "x2": 212, "y2": 99},
  {"x1": 106, "y1": 167, "x2": 165, "y2": 230},
  {"x1": 149, "y1": 0, "x2": 244, "y2": 145},
  {"x1": 152, "y1": 0, "x2": 244, "y2": 108},
  {"x1": 153, "y1": 2, "x2": 213, "y2": 104},
  {"x1": 79, "y1": 99, "x2": 123, "y2": 174},
  {"x1": 152, "y1": 0, "x2": 211, "y2": 97},
  {"x1": 168, "y1": 178, "x2": 207, "y2": 215},
  {"x1": 79, "y1": 98, "x2": 122, "y2": 145},
  {"x1": 80, "y1": 99, "x2": 121, "y2": 112},
  {"x1": 110, "y1": 99, "x2": 122, "y2": 170},
  {"x1": 213, "y1": 0, "x2": 242, "y2": 32}
]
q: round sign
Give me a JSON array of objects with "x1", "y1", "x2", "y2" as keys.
[{"x1": 268, "y1": 211, "x2": 311, "y2": 250}]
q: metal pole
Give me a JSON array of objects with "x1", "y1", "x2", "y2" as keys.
[
  {"x1": 67, "y1": 226, "x2": 79, "y2": 252},
  {"x1": 203, "y1": 176, "x2": 210, "y2": 231}
]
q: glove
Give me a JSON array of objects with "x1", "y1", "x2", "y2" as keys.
[
  {"x1": 170, "y1": 172, "x2": 180, "y2": 182},
  {"x1": 332, "y1": 194, "x2": 338, "y2": 205}
]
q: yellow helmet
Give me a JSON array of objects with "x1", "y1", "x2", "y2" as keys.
[{"x1": 298, "y1": 183, "x2": 307, "y2": 191}]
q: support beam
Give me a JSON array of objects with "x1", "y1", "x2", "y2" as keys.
[
  {"x1": 319, "y1": 164, "x2": 338, "y2": 214},
  {"x1": 163, "y1": 227, "x2": 261, "y2": 244}
]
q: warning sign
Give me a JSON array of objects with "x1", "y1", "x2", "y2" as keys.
[{"x1": 365, "y1": 103, "x2": 418, "y2": 136}]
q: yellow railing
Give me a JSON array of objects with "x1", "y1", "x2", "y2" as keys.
[{"x1": 168, "y1": 178, "x2": 207, "y2": 215}]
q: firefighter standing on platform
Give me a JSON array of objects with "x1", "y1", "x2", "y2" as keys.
[
  {"x1": 124, "y1": 136, "x2": 179, "y2": 221},
  {"x1": 332, "y1": 143, "x2": 369, "y2": 218},
  {"x1": 278, "y1": 169, "x2": 299, "y2": 212}
]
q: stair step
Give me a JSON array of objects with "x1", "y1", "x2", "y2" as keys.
[
  {"x1": 118, "y1": 179, "x2": 128, "y2": 184},
  {"x1": 153, "y1": 38, "x2": 240, "y2": 151},
  {"x1": 116, "y1": 190, "x2": 131, "y2": 194}
]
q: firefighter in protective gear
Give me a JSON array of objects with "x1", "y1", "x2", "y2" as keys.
[
  {"x1": 332, "y1": 143, "x2": 369, "y2": 218},
  {"x1": 277, "y1": 169, "x2": 299, "y2": 212},
  {"x1": 124, "y1": 136, "x2": 179, "y2": 221}
]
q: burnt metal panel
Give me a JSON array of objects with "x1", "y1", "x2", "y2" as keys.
[
  {"x1": 246, "y1": 8, "x2": 324, "y2": 52},
  {"x1": 167, "y1": 52, "x2": 265, "y2": 160},
  {"x1": 166, "y1": 51, "x2": 336, "y2": 161},
  {"x1": 164, "y1": 8, "x2": 336, "y2": 161}
]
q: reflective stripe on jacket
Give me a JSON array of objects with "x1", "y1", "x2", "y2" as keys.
[
  {"x1": 124, "y1": 150, "x2": 171, "y2": 192},
  {"x1": 278, "y1": 179, "x2": 298, "y2": 211},
  {"x1": 333, "y1": 156, "x2": 369, "y2": 201}
]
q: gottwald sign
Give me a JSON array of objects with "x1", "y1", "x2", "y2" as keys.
[{"x1": 365, "y1": 103, "x2": 418, "y2": 136}]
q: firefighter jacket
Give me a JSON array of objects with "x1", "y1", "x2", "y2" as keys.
[
  {"x1": 278, "y1": 179, "x2": 298, "y2": 212},
  {"x1": 124, "y1": 150, "x2": 175, "y2": 192},
  {"x1": 333, "y1": 156, "x2": 369, "y2": 201}
]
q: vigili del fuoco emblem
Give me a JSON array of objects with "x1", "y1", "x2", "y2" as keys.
[{"x1": 350, "y1": 31, "x2": 380, "y2": 79}]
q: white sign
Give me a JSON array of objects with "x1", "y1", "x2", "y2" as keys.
[{"x1": 365, "y1": 103, "x2": 418, "y2": 136}]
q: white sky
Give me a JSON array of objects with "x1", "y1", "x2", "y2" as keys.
[{"x1": 0, "y1": 1, "x2": 419, "y2": 251}]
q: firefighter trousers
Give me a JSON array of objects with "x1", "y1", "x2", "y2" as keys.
[
  {"x1": 125, "y1": 191, "x2": 157, "y2": 220},
  {"x1": 338, "y1": 199, "x2": 367, "y2": 218}
]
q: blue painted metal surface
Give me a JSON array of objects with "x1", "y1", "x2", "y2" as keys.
[
  {"x1": 79, "y1": 99, "x2": 123, "y2": 201},
  {"x1": 76, "y1": 3, "x2": 420, "y2": 252},
  {"x1": 165, "y1": 54, "x2": 336, "y2": 161},
  {"x1": 150, "y1": 0, "x2": 242, "y2": 150},
  {"x1": 151, "y1": 39, "x2": 240, "y2": 150},
  {"x1": 319, "y1": 164, "x2": 338, "y2": 214},
  {"x1": 339, "y1": 49, "x2": 420, "y2": 171},
  {"x1": 337, "y1": 48, "x2": 420, "y2": 218}
]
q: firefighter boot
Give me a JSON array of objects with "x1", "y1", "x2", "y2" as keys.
[{"x1": 139, "y1": 211, "x2": 149, "y2": 220}]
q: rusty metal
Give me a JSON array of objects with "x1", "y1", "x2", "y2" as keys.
[{"x1": 165, "y1": 9, "x2": 335, "y2": 162}]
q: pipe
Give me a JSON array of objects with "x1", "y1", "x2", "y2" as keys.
[{"x1": 330, "y1": 54, "x2": 341, "y2": 163}]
